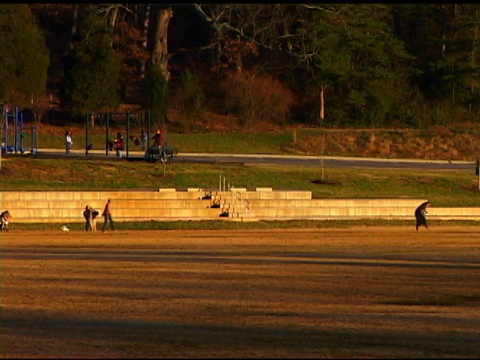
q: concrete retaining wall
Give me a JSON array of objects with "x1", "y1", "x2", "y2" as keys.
[{"x1": 1, "y1": 190, "x2": 479, "y2": 224}]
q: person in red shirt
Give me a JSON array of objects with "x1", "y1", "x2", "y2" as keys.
[
  {"x1": 152, "y1": 128, "x2": 165, "y2": 147},
  {"x1": 101, "y1": 198, "x2": 116, "y2": 232},
  {"x1": 114, "y1": 132, "x2": 124, "y2": 158}
]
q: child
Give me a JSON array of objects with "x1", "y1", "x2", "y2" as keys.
[
  {"x1": 1, "y1": 210, "x2": 11, "y2": 232},
  {"x1": 91, "y1": 206, "x2": 99, "y2": 232}
]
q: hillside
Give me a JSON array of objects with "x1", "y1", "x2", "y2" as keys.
[
  {"x1": 34, "y1": 118, "x2": 480, "y2": 162},
  {"x1": 14, "y1": 5, "x2": 480, "y2": 162}
]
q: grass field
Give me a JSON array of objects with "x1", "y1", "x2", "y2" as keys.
[
  {"x1": 1, "y1": 157, "x2": 480, "y2": 207},
  {"x1": 2, "y1": 227, "x2": 479, "y2": 358}
]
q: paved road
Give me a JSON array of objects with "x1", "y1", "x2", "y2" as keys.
[
  {"x1": 3, "y1": 148, "x2": 476, "y2": 172},
  {"x1": 174, "y1": 153, "x2": 475, "y2": 172}
]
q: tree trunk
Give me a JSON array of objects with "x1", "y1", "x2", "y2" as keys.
[
  {"x1": 107, "y1": 4, "x2": 119, "y2": 48},
  {"x1": 319, "y1": 85, "x2": 326, "y2": 123},
  {"x1": 319, "y1": 85, "x2": 327, "y2": 181},
  {"x1": 151, "y1": 6, "x2": 173, "y2": 81},
  {"x1": 70, "y1": 4, "x2": 79, "y2": 51},
  {"x1": 109, "y1": 4, "x2": 119, "y2": 29},
  {"x1": 210, "y1": 22, "x2": 224, "y2": 75},
  {"x1": 140, "y1": 3, "x2": 152, "y2": 79},
  {"x1": 234, "y1": 34, "x2": 242, "y2": 74}
]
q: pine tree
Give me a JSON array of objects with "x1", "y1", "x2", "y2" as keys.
[
  {"x1": 0, "y1": 4, "x2": 49, "y2": 105},
  {"x1": 62, "y1": 11, "x2": 122, "y2": 115}
]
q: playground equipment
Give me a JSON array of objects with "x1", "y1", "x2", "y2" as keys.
[
  {"x1": 84, "y1": 111, "x2": 152, "y2": 159},
  {"x1": 2, "y1": 107, "x2": 38, "y2": 155},
  {"x1": 83, "y1": 110, "x2": 181, "y2": 161},
  {"x1": 80, "y1": 110, "x2": 178, "y2": 167}
]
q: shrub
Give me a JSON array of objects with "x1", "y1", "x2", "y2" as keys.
[
  {"x1": 221, "y1": 71, "x2": 295, "y2": 130},
  {"x1": 143, "y1": 63, "x2": 169, "y2": 128},
  {"x1": 175, "y1": 70, "x2": 205, "y2": 132}
]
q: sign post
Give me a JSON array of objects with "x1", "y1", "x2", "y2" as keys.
[{"x1": 476, "y1": 157, "x2": 480, "y2": 191}]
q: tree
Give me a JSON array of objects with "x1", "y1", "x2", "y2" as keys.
[
  {"x1": 0, "y1": 4, "x2": 49, "y2": 106},
  {"x1": 143, "y1": 63, "x2": 169, "y2": 128},
  {"x1": 62, "y1": 10, "x2": 122, "y2": 115},
  {"x1": 393, "y1": 4, "x2": 480, "y2": 125},
  {"x1": 151, "y1": 6, "x2": 173, "y2": 81},
  {"x1": 176, "y1": 70, "x2": 205, "y2": 132}
]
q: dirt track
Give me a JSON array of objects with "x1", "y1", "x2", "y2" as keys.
[{"x1": 2, "y1": 227, "x2": 479, "y2": 358}]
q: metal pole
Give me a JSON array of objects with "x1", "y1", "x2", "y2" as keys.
[
  {"x1": 34, "y1": 124, "x2": 38, "y2": 153},
  {"x1": 19, "y1": 113, "x2": 24, "y2": 153},
  {"x1": 85, "y1": 114, "x2": 89, "y2": 156},
  {"x1": 477, "y1": 157, "x2": 480, "y2": 191},
  {"x1": 147, "y1": 110, "x2": 151, "y2": 149},
  {"x1": 106, "y1": 113, "x2": 110, "y2": 156},
  {"x1": 14, "y1": 107, "x2": 18, "y2": 154},
  {"x1": 3, "y1": 109, "x2": 8, "y2": 151},
  {"x1": 126, "y1": 111, "x2": 130, "y2": 159},
  {"x1": 31, "y1": 125, "x2": 34, "y2": 153}
]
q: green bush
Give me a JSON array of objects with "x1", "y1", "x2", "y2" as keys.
[
  {"x1": 175, "y1": 70, "x2": 206, "y2": 132},
  {"x1": 62, "y1": 12, "x2": 122, "y2": 115},
  {"x1": 143, "y1": 64, "x2": 169, "y2": 129}
]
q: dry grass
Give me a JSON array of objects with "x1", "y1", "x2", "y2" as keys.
[{"x1": 1, "y1": 227, "x2": 479, "y2": 358}]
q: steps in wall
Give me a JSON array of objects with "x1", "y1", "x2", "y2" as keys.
[{"x1": 1, "y1": 189, "x2": 480, "y2": 223}]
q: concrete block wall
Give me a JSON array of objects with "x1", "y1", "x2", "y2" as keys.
[
  {"x1": 1, "y1": 189, "x2": 480, "y2": 224},
  {"x1": 1, "y1": 189, "x2": 223, "y2": 223}
]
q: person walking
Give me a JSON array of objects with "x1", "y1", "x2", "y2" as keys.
[
  {"x1": 415, "y1": 201, "x2": 430, "y2": 231},
  {"x1": 152, "y1": 128, "x2": 166, "y2": 162},
  {"x1": 65, "y1": 130, "x2": 73, "y2": 155},
  {"x1": 140, "y1": 129, "x2": 147, "y2": 151},
  {"x1": 83, "y1": 205, "x2": 93, "y2": 231},
  {"x1": 101, "y1": 198, "x2": 116, "y2": 232},
  {"x1": 114, "y1": 132, "x2": 124, "y2": 158}
]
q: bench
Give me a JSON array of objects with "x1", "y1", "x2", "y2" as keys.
[{"x1": 145, "y1": 145, "x2": 178, "y2": 163}]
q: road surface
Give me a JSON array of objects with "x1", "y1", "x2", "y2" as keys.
[{"x1": 3, "y1": 148, "x2": 475, "y2": 172}]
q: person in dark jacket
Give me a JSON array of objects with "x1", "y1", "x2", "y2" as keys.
[
  {"x1": 83, "y1": 205, "x2": 93, "y2": 231},
  {"x1": 415, "y1": 201, "x2": 430, "y2": 231}
]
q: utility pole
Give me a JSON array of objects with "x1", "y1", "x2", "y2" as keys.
[{"x1": 476, "y1": 157, "x2": 480, "y2": 191}]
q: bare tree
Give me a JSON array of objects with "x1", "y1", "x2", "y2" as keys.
[
  {"x1": 151, "y1": 6, "x2": 173, "y2": 81},
  {"x1": 70, "y1": 3, "x2": 79, "y2": 50},
  {"x1": 140, "y1": 3, "x2": 151, "y2": 78}
]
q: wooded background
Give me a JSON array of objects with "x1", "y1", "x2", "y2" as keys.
[{"x1": 2, "y1": 4, "x2": 480, "y2": 131}]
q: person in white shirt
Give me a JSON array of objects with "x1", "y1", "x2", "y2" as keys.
[{"x1": 65, "y1": 130, "x2": 73, "y2": 155}]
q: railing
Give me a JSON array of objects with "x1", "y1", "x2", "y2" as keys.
[{"x1": 217, "y1": 174, "x2": 252, "y2": 221}]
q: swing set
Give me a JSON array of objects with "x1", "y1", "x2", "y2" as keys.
[
  {"x1": 1, "y1": 106, "x2": 39, "y2": 155},
  {"x1": 83, "y1": 110, "x2": 177, "y2": 162}
]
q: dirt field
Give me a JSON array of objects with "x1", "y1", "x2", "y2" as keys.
[{"x1": 1, "y1": 227, "x2": 479, "y2": 358}]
